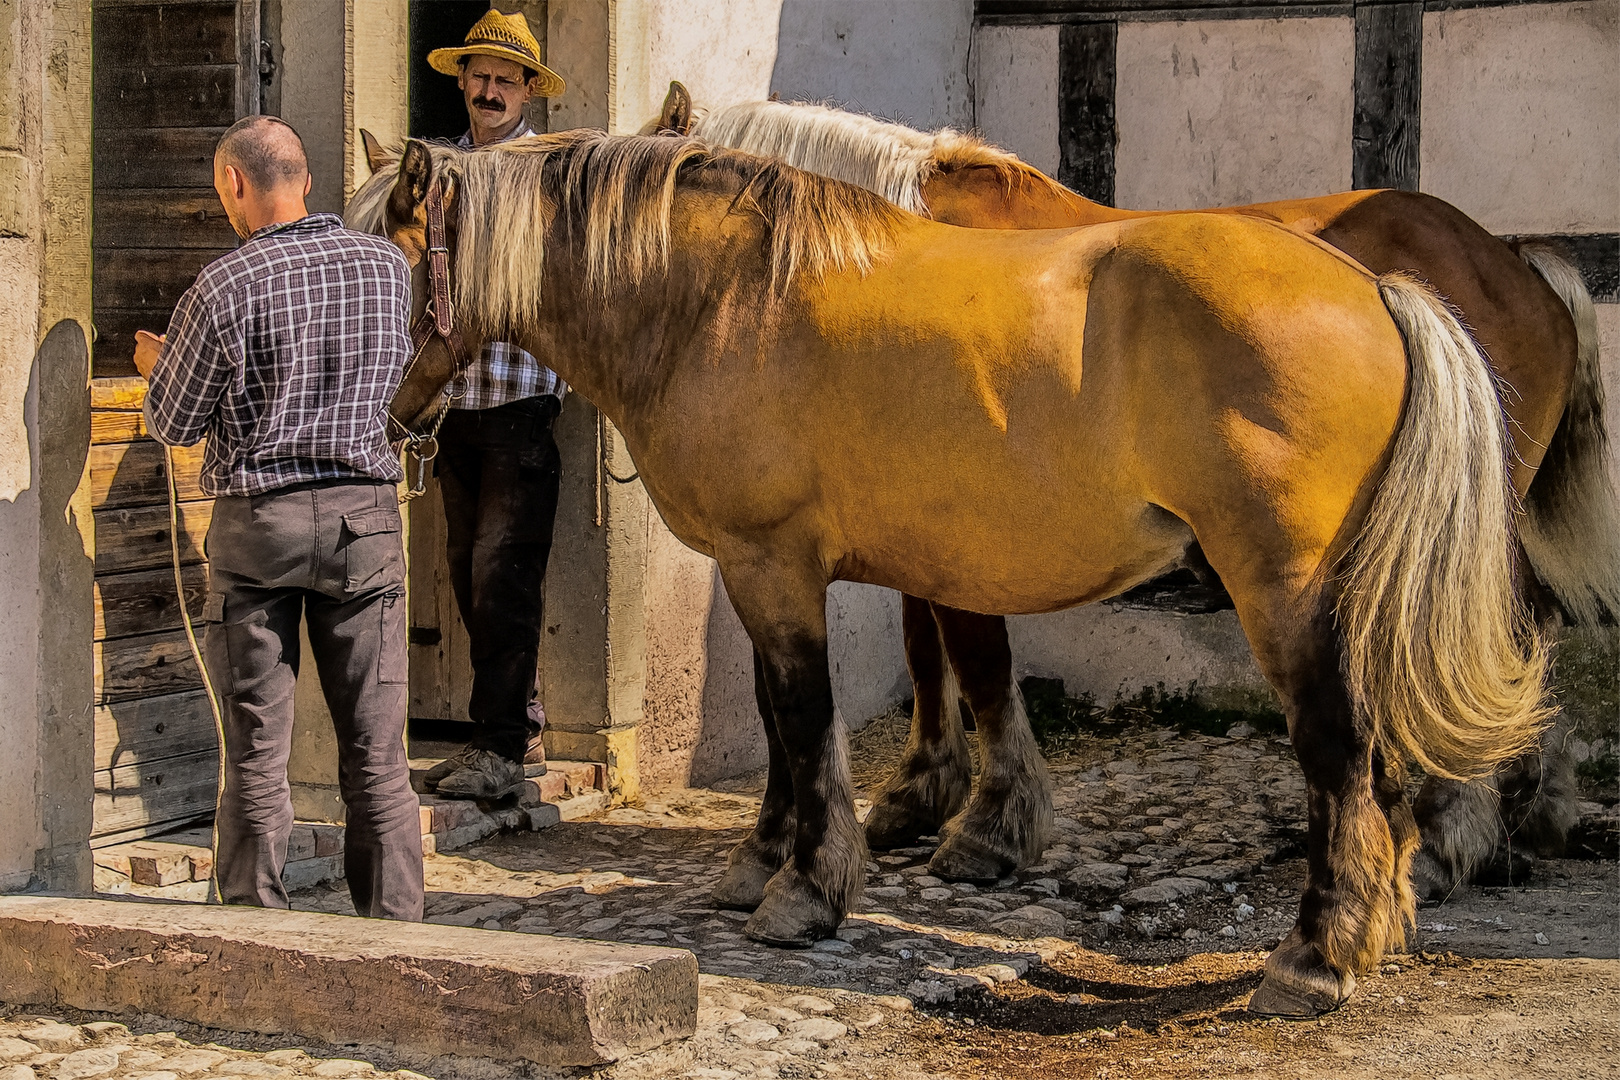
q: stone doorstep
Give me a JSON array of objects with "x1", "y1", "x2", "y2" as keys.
[{"x1": 0, "y1": 896, "x2": 697, "y2": 1066}]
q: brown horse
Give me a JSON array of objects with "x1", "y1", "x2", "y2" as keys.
[
  {"x1": 354, "y1": 130, "x2": 1549, "y2": 1016},
  {"x1": 658, "y1": 92, "x2": 1612, "y2": 896}
]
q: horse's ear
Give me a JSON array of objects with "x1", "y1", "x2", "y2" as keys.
[
  {"x1": 360, "y1": 128, "x2": 389, "y2": 176},
  {"x1": 659, "y1": 81, "x2": 693, "y2": 135},
  {"x1": 390, "y1": 139, "x2": 434, "y2": 223}
]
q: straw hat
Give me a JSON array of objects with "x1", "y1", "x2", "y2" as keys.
[{"x1": 427, "y1": 9, "x2": 565, "y2": 98}]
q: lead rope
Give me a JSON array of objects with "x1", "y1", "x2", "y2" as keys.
[{"x1": 166, "y1": 444, "x2": 226, "y2": 904}]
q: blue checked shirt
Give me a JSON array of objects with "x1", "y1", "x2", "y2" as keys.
[
  {"x1": 454, "y1": 121, "x2": 567, "y2": 410},
  {"x1": 145, "y1": 214, "x2": 411, "y2": 496}
]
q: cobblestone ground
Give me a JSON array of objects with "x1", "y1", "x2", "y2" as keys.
[{"x1": 9, "y1": 711, "x2": 1611, "y2": 1080}]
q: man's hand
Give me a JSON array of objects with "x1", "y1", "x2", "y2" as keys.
[{"x1": 133, "y1": 330, "x2": 165, "y2": 380}]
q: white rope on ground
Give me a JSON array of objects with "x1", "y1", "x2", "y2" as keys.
[{"x1": 165, "y1": 444, "x2": 226, "y2": 904}]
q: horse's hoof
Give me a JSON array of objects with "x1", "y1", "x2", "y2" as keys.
[
  {"x1": 928, "y1": 832, "x2": 1018, "y2": 883},
  {"x1": 712, "y1": 847, "x2": 781, "y2": 911},
  {"x1": 1249, "y1": 936, "x2": 1355, "y2": 1017},
  {"x1": 743, "y1": 870, "x2": 843, "y2": 947},
  {"x1": 712, "y1": 862, "x2": 772, "y2": 911},
  {"x1": 864, "y1": 800, "x2": 938, "y2": 851}
]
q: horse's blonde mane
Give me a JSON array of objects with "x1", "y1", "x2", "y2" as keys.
[
  {"x1": 689, "y1": 99, "x2": 1048, "y2": 215},
  {"x1": 428, "y1": 130, "x2": 898, "y2": 333}
]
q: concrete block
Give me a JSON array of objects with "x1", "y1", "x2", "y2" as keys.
[
  {"x1": 421, "y1": 832, "x2": 436, "y2": 857},
  {"x1": 312, "y1": 824, "x2": 344, "y2": 858},
  {"x1": 0, "y1": 897, "x2": 697, "y2": 1065},
  {"x1": 558, "y1": 792, "x2": 610, "y2": 821},
  {"x1": 286, "y1": 826, "x2": 317, "y2": 862},
  {"x1": 526, "y1": 803, "x2": 561, "y2": 831},
  {"x1": 281, "y1": 854, "x2": 345, "y2": 891}
]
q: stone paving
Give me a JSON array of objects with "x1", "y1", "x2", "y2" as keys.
[
  {"x1": 278, "y1": 716, "x2": 1316, "y2": 1077},
  {"x1": 14, "y1": 711, "x2": 1602, "y2": 1079}
]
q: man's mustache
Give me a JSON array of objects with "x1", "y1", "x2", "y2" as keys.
[{"x1": 472, "y1": 96, "x2": 505, "y2": 111}]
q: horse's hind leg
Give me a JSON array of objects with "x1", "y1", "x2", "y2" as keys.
[
  {"x1": 1411, "y1": 725, "x2": 1578, "y2": 899},
  {"x1": 865, "y1": 595, "x2": 973, "y2": 850},
  {"x1": 713, "y1": 649, "x2": 797, "y2": 910},
  {"x1": 927, "y1": 605, "x2": 1053, "y2": 882},
  {"x1": 1246, "y1": 601, "x2": 1406, "y2": 1017}
]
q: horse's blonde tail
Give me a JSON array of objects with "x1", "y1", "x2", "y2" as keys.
[
  {"x1": 1340, "y1": 273, "x2": 1553, "y2": 782},
  {"x1": 1514, "y1": 244, "x2": 1620, "y2": 626}
]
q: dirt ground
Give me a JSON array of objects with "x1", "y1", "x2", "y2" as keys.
[{"x1": 373, "y1": 711, "x2": 1618, "y2": 1079}]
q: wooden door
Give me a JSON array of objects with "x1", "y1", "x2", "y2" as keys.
[{"x1": 89, "y1": 0, "x2": 261, "y2": 845}]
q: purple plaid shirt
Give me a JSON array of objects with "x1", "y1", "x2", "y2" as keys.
[{"x1": 145, "y1": 214, "x2": 411, "y2": 496}]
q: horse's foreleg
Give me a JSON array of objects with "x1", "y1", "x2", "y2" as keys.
[
  {"x1": 865, "y1": 595, "x2": 973, "y2": 850},
  {"x1": 927, "y1": 606, "x2": 1053, "y2": 882},
  {"x1": 713, "y1": 648, "x2": 797, "y2": 910},
  {"x1": 720, "y1": 553, "x2": 865, "y2": 947}
]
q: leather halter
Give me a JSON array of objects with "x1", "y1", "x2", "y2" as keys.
[{"x1": 392, "y1": 179, "x2": 472, "y2": 501}]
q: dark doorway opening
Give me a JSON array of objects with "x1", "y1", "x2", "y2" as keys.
[{"x1": 409, "y1": 1, "x2": 490, "y2": 140}]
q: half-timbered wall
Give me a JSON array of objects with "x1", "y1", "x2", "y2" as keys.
[{"x1": 974, "y1": 0, "x2": 1618, "y2": 718}]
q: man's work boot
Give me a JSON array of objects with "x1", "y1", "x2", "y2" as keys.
[
  {"x1": 524, "y1": 733, "x2": 547, "y2": 778},
  {"x1": 421, "y1": 745, "x2": 477, "y2": 793},
  {"x1": 435, "y1": 748, "x2": 527, "y2": 800},
  {"x1": 525, "y1": 700, "x2": 548, "y2": 778}
]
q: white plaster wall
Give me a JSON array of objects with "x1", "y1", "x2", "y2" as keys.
[
  {"x1": 1420, "y1": 1, "x2": 1620, "y2": 235},
  {"x1": 1599, "y1": 304, "x2": 1620, "y2": 496},
  {"x1": 0, "y1": 317, "x2": 43, "y2": 885},
  {"x1": 279, "y1": 0, "x2": 348, "y2": 214},
  {"x1": 611, "y1": 0, "x2": 783, "y2": 132},
  {"x1": 771, "y1": 0, "x2": 974, "y2": 129},
  {"x1": 973, "y1": 24, "x2": 1060, "y2": 175},
  {"x1": 1010, "y1": 606, "x2": 1273, "y2": 711},
  {"x1": 1115, "y1": 17, "x2": 1354, "y2": 209}
]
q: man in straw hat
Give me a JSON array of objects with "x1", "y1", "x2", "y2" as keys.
[{"x1": 420, "y1": 10, "x2": 571, "y2": 801}]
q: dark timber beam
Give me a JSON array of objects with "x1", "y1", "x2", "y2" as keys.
[
  {"x1": 1058, "y1": 22, "x2": 1117, "y2": 205},
  {"x1": 1353, "y1": 2, "x2": 1423, "y2": 190}
]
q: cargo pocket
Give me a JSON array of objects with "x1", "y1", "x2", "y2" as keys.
[
  {"x1": 341, "y1": 506, "x2": 404, "y2": 593},
  {"x1": 379, "y1": 587, "x2": 408, "y2": 684}
]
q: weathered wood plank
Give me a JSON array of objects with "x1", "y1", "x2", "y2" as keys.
[
  {"x1": 95, "y1": 690, "x2": 218, "y2": 772},
  {"x1": 94, "y1": 4, "x2": 238, "y2": 69},
  {"x1": 92, "y1": 748, "x2": 219, "y2": 838},
  {"x1": 1058, "y1": 22, "x2": 1117, "y2": 206},
  {"x1": 94, "y1": 309, "x2": 188, "y2": 380},
  {"x1": 90, "y1": 440, "x2": 207, "y2": 508},
  {"x1": 95, "y1": 564, "x2": 209, "y2": 641},
  {"x1": 95, "y1": 127, "x2": 224, "y2": 189},
  {"x1": 94, "y1": 188, "x2": 237, "y2": 250},
  {"x1": 91, "y1": 377, "x2": 148, "y2": 411},
  {"x1": 1352, "y1": 2, "x2": 1422, "y2": 191},
  {"x1": 94, "y1": 64, "x2": 237, "y2": 129},
  {"x1": 95, "y1": 247, "x2": 228, "y2": 311},
  {"x1": 93, "y1": 500, "x2": 212, "y2": 574},
  {"x1": 95, "y1": 628, "x2": 204, "y2": 702},
  {"x1": 408, "y1": 474, "x2": 473, "y2": 723},
  {"x1": 91, "y1": 411, "x2": 146, "y2": 444}
]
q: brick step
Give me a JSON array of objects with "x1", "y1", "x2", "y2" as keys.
[{"x1": 93, "y1": 765, "x2": 613, "y2": 901}]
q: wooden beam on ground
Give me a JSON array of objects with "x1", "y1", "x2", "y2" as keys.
[{"x1": 0, "y1": 897, "x2": 698, "y2": 1066}]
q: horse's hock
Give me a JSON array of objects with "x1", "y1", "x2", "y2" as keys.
[{"x1": 0, "y1": 897, "x2": 698, "y2": 1066}]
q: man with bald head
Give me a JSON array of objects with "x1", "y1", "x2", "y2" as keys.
[{"x1": 133, "y1": 115, "x2": 424, "y2": 920}]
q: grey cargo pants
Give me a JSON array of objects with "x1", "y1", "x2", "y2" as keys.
[{"x1": 204, "y1": 478, "x2": 424, "y2": 920}]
